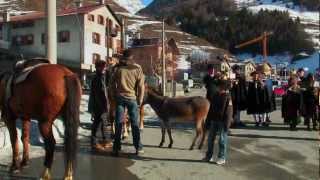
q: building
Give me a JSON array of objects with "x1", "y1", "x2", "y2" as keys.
[
  {"x1": 230, "y1": 60, "x2": 256, "y2": 80},
  {"x1": 129, "y1": 38, "x2": 180, "y2": 82},
  {"x1": 0, "y1": 2, "x2": 123, "y2": 84}
]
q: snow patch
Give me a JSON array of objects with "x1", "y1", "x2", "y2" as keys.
[{"x1": 113, "y1": 0, "x2": 145, "y2": 14}]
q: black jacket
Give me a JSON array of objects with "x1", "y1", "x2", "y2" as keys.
[
  {"x1": 88, "y1": 73, "x2": 109, "y2": 115},
  {"x1": 207, "y1": 92, "x2": 233, "y2": 130},
  {"x1": 231, "y1": 75, "x2": 247, "y2": 111},
  {"x1": 203, "y1": 75, "x2": 218, "y2": 100}
]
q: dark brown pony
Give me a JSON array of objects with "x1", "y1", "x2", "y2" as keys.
[
  {"x1": 143, "y1": 86, "x2": 210, "y2": 150},
  {"x1": 0, "y1": 62, "x2": 81, "y2": 180}
]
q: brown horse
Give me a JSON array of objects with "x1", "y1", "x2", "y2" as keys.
[
  {"x1": 143, "y1": 86, "x2": 210, "y2": 150},
  {"x1": 0, "y1": 62, "x2": 81, "y2": 180}
]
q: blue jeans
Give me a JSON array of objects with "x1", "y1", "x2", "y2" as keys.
[
  {"x1": 113, "y1": 96, "x2": 142, "y2": 152},
  {"x1": 205, "y1": 121, "x2": 228, "y2": 160}
]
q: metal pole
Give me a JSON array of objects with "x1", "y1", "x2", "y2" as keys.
[
  {"x1": 106, "y1": 23, "x2": 109, "y2": 58},
  {"x1": 47, "y1": 0, "x2": 57, "y2": 64},
  {"x1": 161, "y1": 19, "x2": 166, "y2": 96},
  {"x1": 121, "y1": 17, "x2": 126, "y2": 50}
]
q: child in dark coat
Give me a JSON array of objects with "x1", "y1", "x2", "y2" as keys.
[
  {"x1": 282, "y1": 76, "x2": 303, "y2": 131},
  {"x1": 203, "y1": 80, "x2": 233, "y2": 165}
]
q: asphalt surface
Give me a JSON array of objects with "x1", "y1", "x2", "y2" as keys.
[{"x1": 0, "y1": 88, "x2": 319, "y2": 180}]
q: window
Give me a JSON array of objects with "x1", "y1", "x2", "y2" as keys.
[
  {"x1": 25, "y1": 34, "x2": 34, "y2": 45},
  {"x1": 58, "y1": 31, "x2": 70, "y2": 43},
  {"x1": 92, "y1": 32, "x2": 100, "y2": 44},
  {"x1": 105, "y1": 36, "x2": 113, "y2": 48},
  {"x1": 41, "y1": 33, "x2": 46, "y2": 44},
  {"x1": 88, "y1": 14, "x2": 95, "y2": 22},
  {"x1": 12, "y1": 34, "x2": 33, "y2": 45},
  {"x1": 12, "y1": 21, "x2": 34, "y2": 29},
  {"x1": 98, "y1": 15, "x2": 104, "y2": 25},
  {"x1": 92, "y1": 53, "x2": 101, "y2": 64}
]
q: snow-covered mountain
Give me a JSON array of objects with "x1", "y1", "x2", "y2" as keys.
[
  {"x1": 114, "y1": 0, "x2": 145, "y2": 14},
  {"x1": 234, "y1": 0, "x2": 319, "y2": 72}
]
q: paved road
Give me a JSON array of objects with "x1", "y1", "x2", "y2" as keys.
[{"x1": 0, "y1": 88, "x2": 319, "y2": 180}]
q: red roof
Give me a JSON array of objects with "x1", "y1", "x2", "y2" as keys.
[{"x1": 1, "y1": 4, "x2": 105, "y2": 23}]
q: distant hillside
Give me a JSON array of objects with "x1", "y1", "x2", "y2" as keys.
[{"x1": 140, "y1": 0, "x2": 316, "y2": 58}]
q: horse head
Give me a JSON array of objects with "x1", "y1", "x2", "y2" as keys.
[{"x1": 143, "y1": 84, "x2": 163, "y2": 105}]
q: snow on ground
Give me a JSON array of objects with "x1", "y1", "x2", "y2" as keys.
[
  {"x1": 115, "y1": 12, "x2": 148, "y2": 19},
  {"x1": 0, "y1": 95, "x2": 93, "y2": 160},
  {"x1": 177, "y1": 55, "x2": 190, "y2": 70},
  {"x1": 127, "y1": 19, "x2": 162, "y2": 33},
  {"x1": 153, "y1": 29, "x2": 187, "y2": 35}
]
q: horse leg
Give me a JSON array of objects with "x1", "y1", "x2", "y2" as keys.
[
  {"x1": 190, "y1": 119, "x2": 202, "y2": 150},
  {"x1": 164, "y1": 121, "x2": 173, "y2": 148},
  {"x1": 39, "y1": 122, "x2": 56, "y2": 180},
  {"x1": 6, "y1": 118, "x2": 20, "y2": 173},
  {"x1": 21, "y1": 118, "x2": 31, "y2": 168},
  {"x1": 159, "y1": 120, "x2": 166, "y2": 147},
  {"x1": 198, "y1": 119, "x2": 206, "y2": 149}
]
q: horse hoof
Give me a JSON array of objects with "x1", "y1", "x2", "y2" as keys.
[
  {"x1": 189, "y1": 147, "x2": 194, "y2": 151},
  {"x1": 158, "y1": 143, "x2": 164, "y2": 148},
  {"x1": 64, "y1": 176, "x2": 73, "y2": 180},
  {"x1": 41, "y1": 168, "x2": 51, "y2": 180},
  {"x1": 168, "y1": 144, "x2": 172, "y2": 148}
]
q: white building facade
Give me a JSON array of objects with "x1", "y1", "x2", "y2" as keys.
[{"x1": 0, "y1": 4, "x2": 122, "y2": 82}]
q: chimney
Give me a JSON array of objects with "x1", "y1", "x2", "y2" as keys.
[
  {"x1": 75, "y1": 0, "x2": 83, "y2": 8},
  {"x1": 3, "y1": 10, "x2": 10, "y2": 22},
  {"x1": 98, "y1": 0, "x2": 105, "y2": 5}
]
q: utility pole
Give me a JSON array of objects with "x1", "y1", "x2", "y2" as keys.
[
  {"x1": 46, "y1": 0, "x2": 57, "y2": 64},
  {"x1": 161, "y1": 19, "x2": 166, "y2": 96}
]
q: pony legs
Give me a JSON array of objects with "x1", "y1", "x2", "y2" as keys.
[
  {"x1": 38, "y1": 121, "x2": 56, "y2": 179},
  {"x1": 21, "y1": 118, "x2": 31, "y2": 168},
  {"x1": 190, "y1": 119, "x2": 203, "y2": 150},
  {"x1": 159, "y1": 120, "x2": 166, "y2": 147},
  {"x1": 6, "y1": 118, "x2": 20, "y2": 173},
  {"x1": 165, "y1": 122, "x2": 173, "y2": 148}
]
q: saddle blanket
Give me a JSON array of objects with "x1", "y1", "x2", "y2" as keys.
[{"x1": 5, "y1": 63, "x2": 48, "y2": 104}]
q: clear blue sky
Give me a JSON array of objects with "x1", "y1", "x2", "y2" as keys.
[{"x1": 143, "y1": 0, "x2": 153, "y2": 6}]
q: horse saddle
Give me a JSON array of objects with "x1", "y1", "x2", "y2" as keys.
[{"x1": 4, "y1": 58, "x2": 50, "y2": 104}]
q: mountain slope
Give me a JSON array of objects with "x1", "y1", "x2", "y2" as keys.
[{"x1": 114, "y1": 0, "x2": 144, "y2": 14}]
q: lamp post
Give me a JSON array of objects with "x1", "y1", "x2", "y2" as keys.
[{"x1": 46, "y1": 0, "x2": 57, "y2": 64}]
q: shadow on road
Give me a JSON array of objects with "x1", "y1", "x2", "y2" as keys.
[{"x1": 230, "y1": 133, "x2": 319, "y2": 141}]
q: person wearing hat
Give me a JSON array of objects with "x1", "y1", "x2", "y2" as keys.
[
  {"x1": 111, "y1": 49, "x2": 145, "y2": 156},
  {"x1": 230, "y1": 64, "x2": 247, "y2": 128},
  {"x1": 88, "y1": 60, "x2": 109, "y2": 150},
  {"x1": 203, "y1": 64, "x2": 219, "y2": 130},
  {"x1": 247, "y1": 71, "x2": 269, "y2": 127},
  {"x1": 202, "y1": 79, "x2": 233, "y2": 165},
  {"x1": 281, "y1": 75, "x2": 303, "y2": 131}
]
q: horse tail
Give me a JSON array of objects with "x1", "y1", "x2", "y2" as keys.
[{"x1": 63, "y1": 74, "x2": 81, "y2": 172}]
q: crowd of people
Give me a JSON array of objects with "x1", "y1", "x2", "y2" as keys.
[
  {"x1": 87, "y1": 50, "x2": 319, "y2": 165},
  {"x1": 202, "y1": 64, "x2": 319, "y2": 165},
  {"x1": 88, "y1": 50, "x2": 145, "y2": 156}
]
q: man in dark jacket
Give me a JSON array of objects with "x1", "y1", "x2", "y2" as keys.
[
  {"x1": 203, "y1": 64, "x2": 219, "y2": 129},
  {"x1": 88, "y1": 60, "x2": 109, "y2": 150},
  {"x1": 203, "y1": 80, "x2": 233, "y2": 165},
  {"x1": 231, "y1": 65, "x2": 247, "y2": 127}
]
